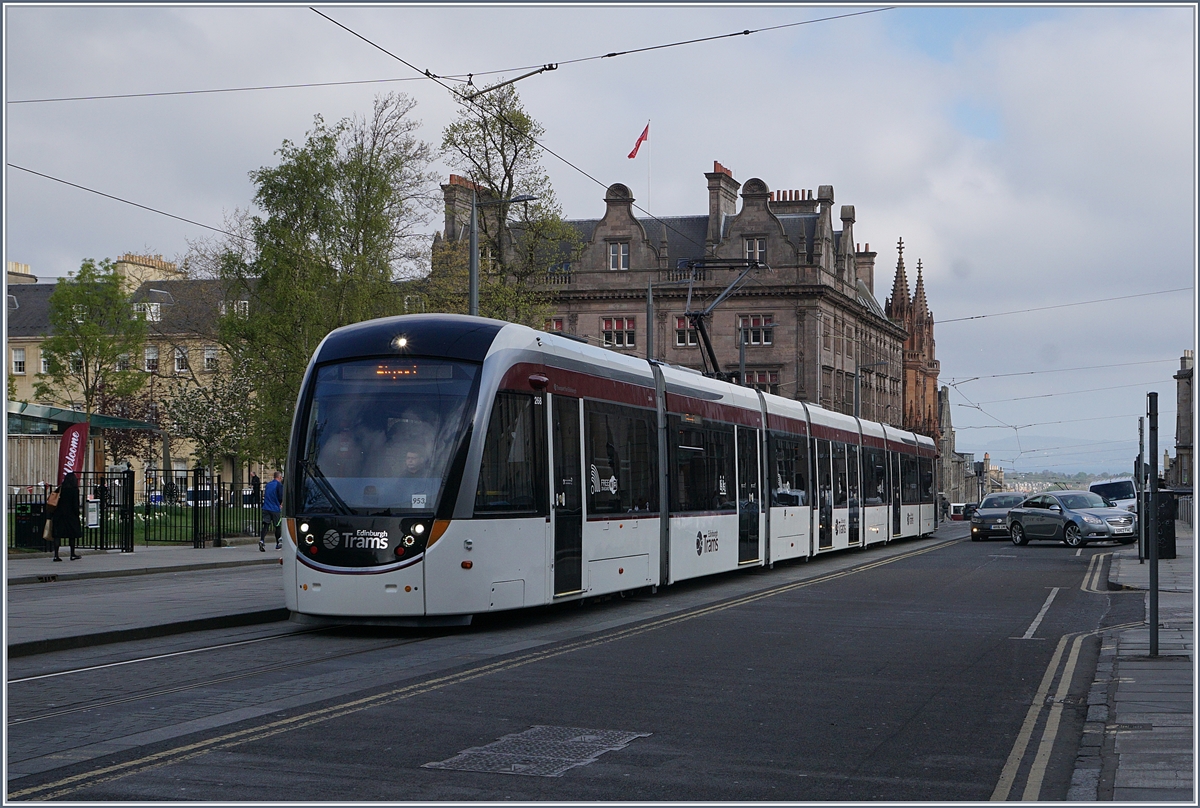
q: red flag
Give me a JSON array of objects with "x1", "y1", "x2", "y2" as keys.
[
  {"x1": 627, "y1": 123, "x2": 649, "y2": 159},
  {"x1": 57, "y1": 422, "x2": 89, "y2": 485}
]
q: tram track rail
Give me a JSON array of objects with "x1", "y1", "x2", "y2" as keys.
[{"x1": 7, "y1": 630, "x2": 428, "y2": 727}]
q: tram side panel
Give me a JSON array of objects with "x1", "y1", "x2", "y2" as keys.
[{"x1": 424, "y1": 517, "x2": 550, "y2": 614}]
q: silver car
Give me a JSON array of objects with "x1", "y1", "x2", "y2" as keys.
[{"x1": 1007, "y1": 490, "x2": 1138, "y2": 548}]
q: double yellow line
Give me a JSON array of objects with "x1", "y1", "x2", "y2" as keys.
[
  {"x1": 10, "y1": 538, "x2": 955, "y2": 800},
  {"x1": 991, "y1": 616, "x2": 1142, "y2": 801}
]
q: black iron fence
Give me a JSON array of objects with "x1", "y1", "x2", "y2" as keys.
[{"x1": 8, "y1": 470, "x2": 263, "y2": 551}]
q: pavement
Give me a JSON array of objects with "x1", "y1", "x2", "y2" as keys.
[
  {"x1": 1068, "y1": 520, "x2": 1196, "y2": 802},
  {"x1": 6, "y1": 522, "x2": 1196, "y2": 800}
]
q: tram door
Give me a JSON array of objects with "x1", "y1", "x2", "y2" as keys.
[
  {"x1": 736, "y1": 426, "x2": 760, "y2": 563},
  {"x1": 891, "y1": 451, "x2": 902, "y2": 537},
  {"x1": 552, "y1": 395, "x2": 583, "y2": 596}
]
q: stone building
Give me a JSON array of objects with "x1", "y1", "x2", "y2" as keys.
[
  {"x1": 885, "y1": 239, "x2": 940, "y2": 442},
  {"x1": 937, "y1": 385, "x2": 978, "y2": 508},
  {"x1": 6, "y1": 254, "x2": 255, "y2": 485},
  {"x1": 439, "y1": 162, "x2": 909, "y2": 426},
  {"x1": 1170, "y1": 349, "x2": 1193, "y2": 488}
]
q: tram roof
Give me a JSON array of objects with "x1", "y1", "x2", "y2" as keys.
[{"x1": 313, "y1": 314, "x2": 507, "y2": 365}]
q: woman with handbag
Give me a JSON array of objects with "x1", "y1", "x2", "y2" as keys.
[{"x1": 51, "y1": 471, "x2": 82, "y2": 561}]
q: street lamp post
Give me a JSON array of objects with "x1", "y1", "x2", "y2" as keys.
[{"x1": 469, "y1": 191, "x2": 539, "y2": 317}]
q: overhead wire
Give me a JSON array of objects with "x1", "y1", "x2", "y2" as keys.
[
  {"x1": 946, "y1": 358, "x2": 1177, "y2": 385},
  {"x1": 7, "y1": 8, "x2": 892, "y2": 105},
  {"x1": 972, "y1": 379, "x2": 1174, "y2": 405},
  {"x1": 939, "y1": 287, "x2": 1191, "y2": 324}
]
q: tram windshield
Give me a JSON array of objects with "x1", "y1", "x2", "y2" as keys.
[{"x1": 297, "y1": 358, "x2": 479, "y2": 515}]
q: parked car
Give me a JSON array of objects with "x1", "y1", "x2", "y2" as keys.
[
  {"x1": 1088, "y1": 477, "x2": 1138, "y2": 513},
  {"x1": 1007, "y1": 490, "x2": 1137, "y2": 548},
  {"x1": 970, "y1": 492, "x2": 1027, "y2": 541},
  {"x1": 950, "y1": 502, "x2": 966, "y2": 520}
]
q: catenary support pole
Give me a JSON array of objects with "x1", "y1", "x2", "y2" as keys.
[
  {"x1": 1138, "y1": 417, "x2": 1145, "y2": 563},
  {"x1": 1148, "y1": 392, "x2": 1159, "y2": 656}
]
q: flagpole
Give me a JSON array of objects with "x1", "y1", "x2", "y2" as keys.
[{"x1": 647, "y1": 119, "x2": 652, "y2": 215}]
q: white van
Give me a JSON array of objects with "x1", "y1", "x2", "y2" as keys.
[{"x1": 1089, "y1": 478, "x2": 1137, "y2": 513}]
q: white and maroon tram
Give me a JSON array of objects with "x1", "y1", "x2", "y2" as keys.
[{"x1": 282, "y1": 315, "x2": 936, "y2": 624}]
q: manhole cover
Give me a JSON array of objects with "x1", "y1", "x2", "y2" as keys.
[{"x1": 424, "y1": 725, "x2": 651, "y2": 777}]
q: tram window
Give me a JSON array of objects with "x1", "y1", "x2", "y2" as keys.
[
  {"x1": 815, "y1": 439, "x2": 832, "y2": 511},
  {"x1": 585, "y1": 402, "x2": 658, "y2": 514},
  {"x1": 847, "y1": 444, "x2": 860, "y2": 508},
  {"x1": 770, "y1": 436, "x2": 808, "y2": 506},
  {"x1": 901, "y1": 454, "x2": 919, "y2": 505},
  {"x1": 669, "y1": 416, "x2": 735, "y2": 513},
  {"x1": 832, "y1": 442, "x2": 848, "y2": 508},
  {"x1": 919, "y1": 456, "x2": 935, "y2": 504},
  {"x1": 475, "y1": 393, "x2": 546, "y2": 515},
  {"x1": 861, "y1": 447, "x2": 886, "y2": 506}
]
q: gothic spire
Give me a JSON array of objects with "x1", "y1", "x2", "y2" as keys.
[
  {"x1": 885, "y1": 236, "x2": 910, "y2": 320},
  {"x1": 912, "y1": 259, "x2": 929, "y2": 317}
]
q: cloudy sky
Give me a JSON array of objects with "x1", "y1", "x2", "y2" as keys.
[{"x1": 4, "y1": 4, "x2": 1196, "y2": 475}]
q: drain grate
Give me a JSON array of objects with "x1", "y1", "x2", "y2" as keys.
[{"x1": 423, "y1": 725, "x2": 651, "y2": 777}]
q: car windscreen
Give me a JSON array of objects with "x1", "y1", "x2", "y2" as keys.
[
  {"x1": 1091, "y1": 481, "x2": 1135, "y2": 501},
  {"x1": 981, "y1": 494, "x2": 1024, "y2": 509},
  {"x1": 1058, "y1": 492, "x2": 1108, "y2": 510},
  {"x1": 297, "y1": 358, "x2": 479, "y2": 515}
]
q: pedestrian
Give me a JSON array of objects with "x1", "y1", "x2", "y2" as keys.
[
  {"x1": 52, "y1": 471, "x2": 82, "y2": 561},
  {"x1": 260, "y1": 471, "x2": 283, "y2": 552},
  {"x1": 250, "y1": 471, "x2": 261, "y2": 505}
]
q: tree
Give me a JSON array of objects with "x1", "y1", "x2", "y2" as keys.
[
  {"x1": 161, "y1": 356, "x2": 252, "y2": 474},
  {"x1": 436, "y1": 82, "x2": 581, "y2": 326},
  {"x1": 34, "y1": 258, "x2": 147, "y2": 418},
  {"x1": 216, "y1": 92, "x2": 437, "y2": 463}
]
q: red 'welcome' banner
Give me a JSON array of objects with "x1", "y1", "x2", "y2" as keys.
[{"x1": 57, "y1": 422, "x2": 89, "y2": 485}]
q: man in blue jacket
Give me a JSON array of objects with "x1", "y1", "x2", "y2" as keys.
[{"x1": 260, "y1": 471, "x2": 283, "y2": 552}]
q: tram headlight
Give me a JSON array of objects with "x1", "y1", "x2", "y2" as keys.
[
  {"x1": 413, "y1": 523, "x2": 425, "y2": 535},
  {"x1": 299, "y1": 522, "x2": 309, "y2": 533},
  {"x1": 304, "y1": 534, "x2": 315, "y2": 545},
  {"x1": 403, "y1": 535, "x2": 416, "y2": 547}
]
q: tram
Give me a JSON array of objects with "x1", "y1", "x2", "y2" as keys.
[{"x1": 283, "y1": 314, "x2": 936, "y2": 624}]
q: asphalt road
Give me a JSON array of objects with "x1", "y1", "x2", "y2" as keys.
[{"x1": 7, "y1": 522, "x2": 1145, "y2": 801}]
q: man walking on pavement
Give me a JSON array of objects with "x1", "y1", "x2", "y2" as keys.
[{"x1": 260, "y1": 471, "x2": 283, "y2": 552}]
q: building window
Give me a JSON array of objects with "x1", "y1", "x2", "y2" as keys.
[
  {"x1": 174, "y1": 347, "x2": 188, "y2": 373},
  {"x1": 744, "y1": 237, "x2": 766, "y2": 264},
  {"x1": 218, "y1": 300, "x2": 249, "y2": 318},
  {"x1": 738, "y1": 315, "x2": 773, "y2": 346},
  {"x1": 40, "y1": 352, "x2": 49, "y2": 374},
  {"x1": 144, "y1": 346, "x2": 159, "y2": 373},
  {"x1": 116, "y1": 354, "x2": 131, "y2": 372},
  {"x1": 738, "y1": 370, "x2": 780, "y2": 394},
  {"x1": 545, "y1": 317, "x2": 564, "y2": 332},
  {"x1": 602, "y1": 317, "x2": 636, "y2": 348},
  {"x1": 609, "y1": 242, "x2": 630, "y2": 271},
  {"x1": 12, "y1": 348, "x2": 25, "y2": 375},
  {"x1": 134, "y1": 302, "x2": 162, "y2": 322},
  {"x1": 204, "y1": 346, "x2": 219, "y2": 372},
  {"x1": 675, "y1": 316, "x2": 698, "y2": 347},
  {"x1": 69, "y1": 353, "x2": 83, "y2": 374}
]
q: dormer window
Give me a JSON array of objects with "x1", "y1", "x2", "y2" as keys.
[
  {"x1": 134, "y1": 302, "x2": 161, "y2": 322},
  {"x1": 744, "y1": 237, "x2": 766, "y2": 264},
  {"x1": 609, "y1": 242, "x2": 630, "y2": 271}
]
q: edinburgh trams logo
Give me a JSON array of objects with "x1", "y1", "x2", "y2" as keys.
[
  {"x1": 322, "y1": 529, "x2": 390, "y2": 550},
  {"x1": 696, "y1": 529, "x2": 719, "y2": 556},
  {"x1": 590, "y1": 464, "x2": 617, "y2": 495}
]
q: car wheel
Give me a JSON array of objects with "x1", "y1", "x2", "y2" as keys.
[
  {"x1": 1011, "y1": 523, "x2": 1028, "y2": 546},
  {"x1": 970, "y1": 530, "x2": 981, "y2": 542},
  {"x1": 1064, "y1": 523, "x2": 1085, "y2": 548}
]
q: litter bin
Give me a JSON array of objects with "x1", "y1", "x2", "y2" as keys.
[
  {"x1": 13, "y1": 502, "x2": 48, "y2": 550},
  {"x1": 1156, "y1": 490, "x2": 1177, "y2": 560}
]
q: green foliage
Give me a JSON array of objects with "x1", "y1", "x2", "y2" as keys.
[
  {"x1": 218, "y1": 93, "x2": 436, "y2": 464},
  {"x1": 437, "y1": 82, "x2": 580, "y2": 326},
  {"x1": 33, "y1": 257, "x2": 147, "y2": 417}
]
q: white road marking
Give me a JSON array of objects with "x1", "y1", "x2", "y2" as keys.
[{"x1": 1020, "y1": 587, "x2": 1060, "y2": 640}]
